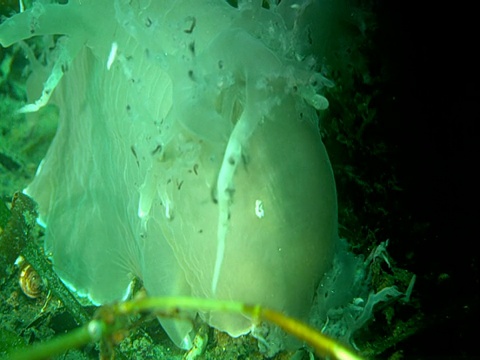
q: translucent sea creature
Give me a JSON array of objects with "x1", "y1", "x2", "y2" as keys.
[{"x1": 0, "y1": 0, "x2": 355, "y2": 352}]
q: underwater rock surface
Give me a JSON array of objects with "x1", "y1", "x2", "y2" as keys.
[{"x1": 0, "y1": 0, "x2": 337, "y2": 349}]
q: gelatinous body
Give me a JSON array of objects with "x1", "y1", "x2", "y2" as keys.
[{"x1": 1, "y1": 0, "x2": 337, "y2": 349}]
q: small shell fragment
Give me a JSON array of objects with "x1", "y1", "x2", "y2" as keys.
[{"x1": 16, "y1": 256, "x2": 43, "y2": 299}]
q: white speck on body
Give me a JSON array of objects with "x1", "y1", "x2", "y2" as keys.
[
  {"x1": 255, "y1": 199, "x2": 264, "y2": 219},
  {"x1": 107, "y1": 42, "x2": 118, "y2": 70}
]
